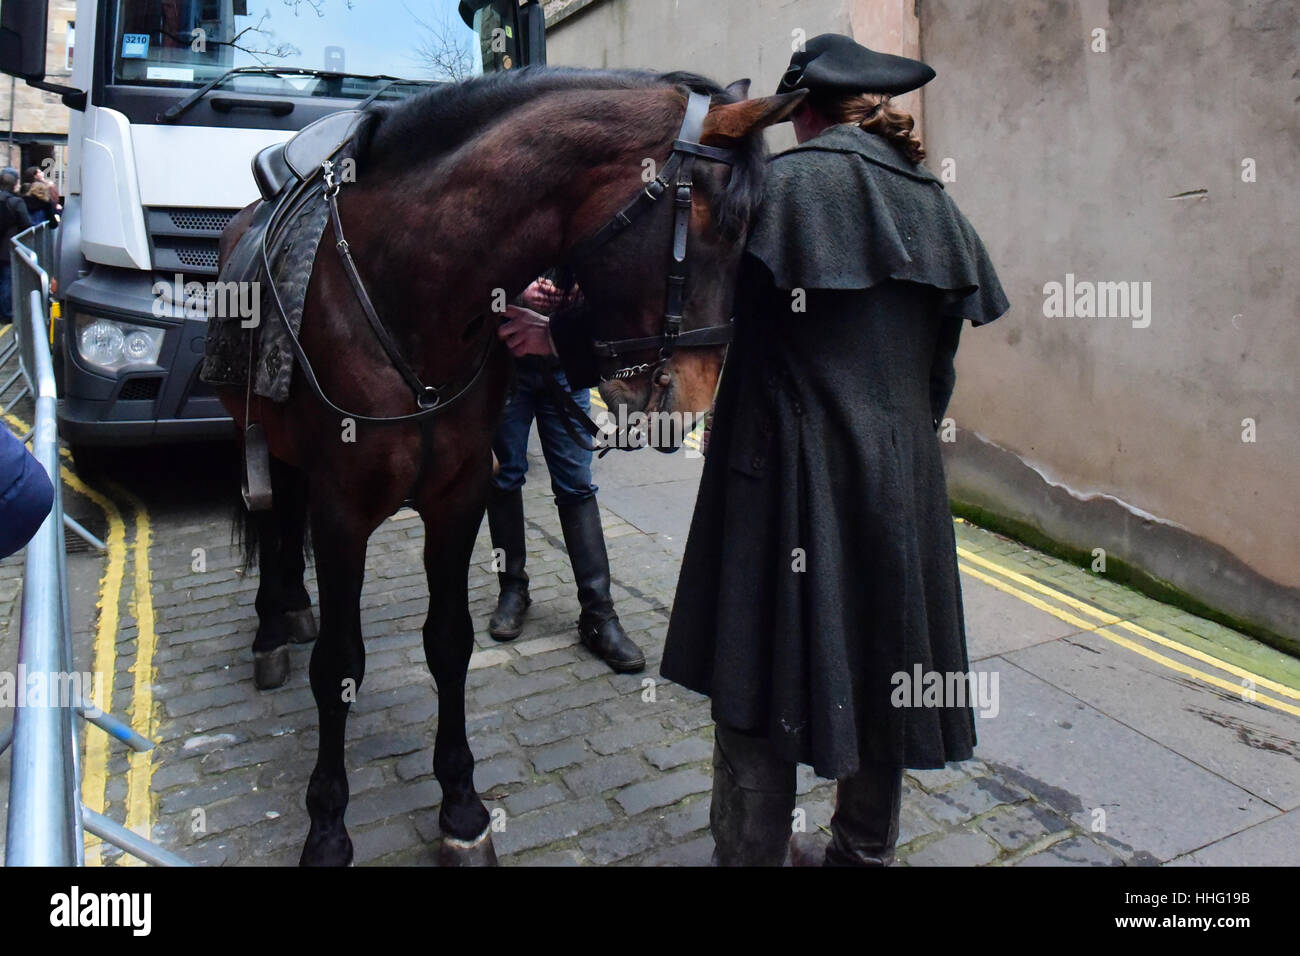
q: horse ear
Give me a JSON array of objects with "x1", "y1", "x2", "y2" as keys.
[
  {"x1": 702, "y1": 90, "x2": 808, "y2": 143},
  {"x1": 724, "y1": 78, "x2": 752, "y2": 100}
]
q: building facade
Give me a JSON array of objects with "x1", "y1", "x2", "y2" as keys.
[{"x1": 2, "y1": 0, "x2": 77, "y2": 185}]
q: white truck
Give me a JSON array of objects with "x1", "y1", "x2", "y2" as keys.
[{"x1": 0, "y1": 0, "x2": 545, "y2": 468}]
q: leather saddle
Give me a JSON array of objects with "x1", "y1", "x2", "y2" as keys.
[
  {"x1": 252, "y1": 108, "x2": 369, "y2": 202},
  {"x1": 227, "y1": 108, "x2": 375, "y2": 288}
]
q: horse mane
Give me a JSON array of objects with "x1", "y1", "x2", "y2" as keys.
[{"x1": 361, "y1": 66, "x2": 767, "y2": 240}]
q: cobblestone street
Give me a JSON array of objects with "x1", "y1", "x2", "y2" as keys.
[{"x1": 3, "y1": 419, "x2": 1296, "y2": 867}]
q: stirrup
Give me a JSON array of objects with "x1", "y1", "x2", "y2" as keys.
[{"x1": 241, "y1": 423, "x2": 274, "y2": 512}]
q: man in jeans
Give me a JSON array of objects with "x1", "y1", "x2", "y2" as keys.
[
  {"x1": 484, "y1": 278, "x2": 644, "y2": 673},
  {"x1": 0, "y1": 168, "x2": 33, "y2": 325}
]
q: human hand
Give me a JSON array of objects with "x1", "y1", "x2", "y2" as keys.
[
  {"x1": 497, "y1": 305, "x2": 556, "y2": 358},
  {"x1": 520, "y1": 278, "x2": 567, "y2": 312}
]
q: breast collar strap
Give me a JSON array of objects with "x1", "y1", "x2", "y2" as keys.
[
  {"x1": 566, "y1": 90, "x2": 740, "y2": 382},
  {"x1": 258, "y1": 151, "x2": 495, "y2": 426}
]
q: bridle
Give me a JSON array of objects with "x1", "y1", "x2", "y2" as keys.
[{"x1": 565, "y1": 89, "x2": 740, "y2": 384}]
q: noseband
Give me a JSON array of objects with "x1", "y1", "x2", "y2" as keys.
[{"x1": 565, "y1": 90, "x2": 739, "y2": 383}]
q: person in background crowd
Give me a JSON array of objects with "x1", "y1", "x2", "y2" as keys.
[
  {"x1": 0, "y1": 168, "x2": 33, "y2": 325},
  {"x1": 22, "y1": 166, "x2": 61, "y2": 220},
  {"x1": 22, "y1": 180, "x2": 57, "y2": 228},
  {"x1": 659, "y1": 34, "x2": 1010, "y2": 866},
  {"x1": 0, "y1": 428, "x2": 55, "y2": 560},
  {"x1": 483, "y1": 275, "x2": 645, "y2": 674}
]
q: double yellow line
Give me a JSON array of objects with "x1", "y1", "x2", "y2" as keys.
[
  {"x1": 3, "y1": 404, "x2": 160, "y2": 865},
  {"x1": 956, "y1": 536, "x2": 1300, "y2": 718}
]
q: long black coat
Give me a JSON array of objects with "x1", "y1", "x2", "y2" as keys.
[{"x1": 660, "y1": 125, "x2": 1008, "y2": 778}]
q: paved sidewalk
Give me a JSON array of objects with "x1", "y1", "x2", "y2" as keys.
[{"x1": 2, "y1": 428, "x2": 1297, "y2": 866}]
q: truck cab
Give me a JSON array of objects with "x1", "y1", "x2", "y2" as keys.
[{"x1": 0, "y1": 0, "x2": 545, "y2": 468}]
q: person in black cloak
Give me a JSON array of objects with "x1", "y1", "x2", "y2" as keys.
[{"x1": 658, "y1": 34, "x2": 1010, "y2": 866}]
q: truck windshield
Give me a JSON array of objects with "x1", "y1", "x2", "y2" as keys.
[{"x1": 112, "y1": 0, "x2": 507, "y2": 93}]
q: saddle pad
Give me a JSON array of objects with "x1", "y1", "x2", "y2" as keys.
[{"x1": 200, "y1": 141, "x2": 353, "y2": 402}]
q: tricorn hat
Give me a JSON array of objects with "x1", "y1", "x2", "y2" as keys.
[{"x1": 776, "y1": 34, "x2": 935, "y2": 97}]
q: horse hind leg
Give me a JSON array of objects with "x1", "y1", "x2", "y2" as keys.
[
  {"x1": 276, "y1": 460, "x2": 316, "y2": 643},
  {"x1": 250, "y1": 457, "x2": 315, "y2": 689},
  {"x1": 418, "y1": 499, "x2": 497, "y2": 866}
]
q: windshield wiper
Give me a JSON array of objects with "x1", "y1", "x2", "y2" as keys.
[
  {"x1": 156, "y1": 67, "x2": 414, "y2": 124},
  {"x1": 355, "y1": 79, "x2": 439, "y2": 111}
]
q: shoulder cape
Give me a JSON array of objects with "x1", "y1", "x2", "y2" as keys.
[{"x1": 745, "y1": 125, "x2": 1009, "y2": 325}]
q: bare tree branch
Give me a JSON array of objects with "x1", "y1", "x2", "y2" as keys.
[{"x1": 405, "y1": 3, "x2": 477, "y2": 82}]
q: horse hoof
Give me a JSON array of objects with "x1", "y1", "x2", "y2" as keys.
[
  {"x1": 283, "y1": 607, "x2": 318, "y2": 644},
  {"x1": 253, "y1": 645, "x2": 291, "y2": 690},
  {"x1": 300, "y1": 831, "x2": 354, "y2": 867},
  {"x1": 438, "y1": 825, "x2": 499, "y2": 867}
]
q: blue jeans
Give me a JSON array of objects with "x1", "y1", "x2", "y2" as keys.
[{"x1": 492, "y1": 361, "x2": 596, "y2": 505}]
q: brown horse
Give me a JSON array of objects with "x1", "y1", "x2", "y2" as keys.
[{"x1": 216, "y1": 68, "x2": 803, "y2": 866}]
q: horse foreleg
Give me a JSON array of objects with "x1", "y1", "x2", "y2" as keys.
[
  {"x1": 419, "y1": 496, "x2": 496, "y2": 866},
  {"x1": 300, "y1": 494, "x2": 370, "y2": 867}
]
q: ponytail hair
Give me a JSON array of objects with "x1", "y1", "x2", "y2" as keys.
[{"x1": 811, "y1": 91, "x2": 926, "y2": 165}]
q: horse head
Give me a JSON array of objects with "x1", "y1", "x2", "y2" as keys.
[{"x1": 555, "y1": 78, "x2": 806, "y2": 449}]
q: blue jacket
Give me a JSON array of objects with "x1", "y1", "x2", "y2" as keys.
[{"x1": 0, "y1": 427, "x2": 54, "y2": 559}]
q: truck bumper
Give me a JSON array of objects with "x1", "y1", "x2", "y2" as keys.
[{"x1": 58, "y1": 265, "x2": 236, "y2": 447}]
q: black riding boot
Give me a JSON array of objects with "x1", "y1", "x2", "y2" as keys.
[
  {"x1": 557, "y1": 495, "x2": 645, "y2": 673},
  {"x1": 823, "y1": 762, "x2": 904, "y2": 866},
  {"x1": 486, "y1": 487, "x2": 530, "y2": 641},
  {"x1": 710, "y1": 723, "x2": 796, "y2": 866}
]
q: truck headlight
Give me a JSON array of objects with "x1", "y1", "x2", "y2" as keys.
[{"x1": 75, "y1": 315, "x2": 165, "y2": 373}]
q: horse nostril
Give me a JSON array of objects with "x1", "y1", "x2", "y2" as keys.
[
  {"x1": 462, "y1": 314, "x2": 486, "y2": 341},
  {"x1": 656, "y1": 371, "x2": 672, "y2": 388}
]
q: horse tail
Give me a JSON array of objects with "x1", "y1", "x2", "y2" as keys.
[{"x1": 232, "y1": 491, "x2": 259, "y2": 572}]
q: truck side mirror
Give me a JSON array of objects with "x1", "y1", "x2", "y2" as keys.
[
  {"x1": 520, "y1": 2, "x2": 547, "y2": 66},
  {"x1": 0, "y1": 0, "x2": 50, "y2": 80}
]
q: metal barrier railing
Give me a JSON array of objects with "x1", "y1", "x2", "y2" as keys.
[
  {"x1": 2, "y1": 225, "x2": 189, "y2": 867},
  {"x1": 5, "y1": 288, "x2": 82, "y2": 865},
  {"x1": 6, "y1": 223, "x2": 103, "y2": 550}
]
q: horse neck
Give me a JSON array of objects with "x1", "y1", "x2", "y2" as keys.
[{"x1": 360, "y1": 87, "x2": 682, "y2": 314}]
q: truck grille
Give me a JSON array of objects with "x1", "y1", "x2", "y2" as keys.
[
  {"x1": 165, "y1": 208, "x2": 237, "y2": 233},
  {"x1": 146, "y1": 206, "x2": 239, "y2": 278},
  {"x1": 171, "y1": 241, "x2": 222, "y2": 271},
  {"x1": 119, "y1": 376, "x2": 162, "y2": 402}
]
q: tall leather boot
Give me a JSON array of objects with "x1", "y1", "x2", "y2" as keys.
[
  {"x1": 486, "y1": 486, "x2": 530, "y2": 641},
  {"x1": 557, "y1": 495, "x2": 645, "y2": 673},
  {"x1": 823, "y1": 762, "x2": 904, "y2": 866},
  {"x1": 710, "y1": 723, "x2": 796, "y2": 866}
]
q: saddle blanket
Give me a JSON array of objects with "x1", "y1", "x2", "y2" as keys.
[{"x1": 198, "y1": 142, "x2": 355, "y2": 402}]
